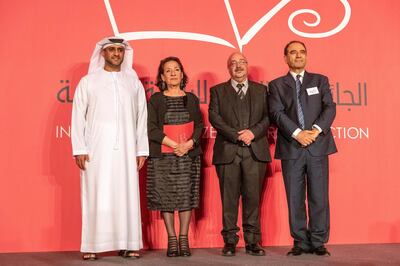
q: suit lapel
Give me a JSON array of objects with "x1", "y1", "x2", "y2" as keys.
[
  {"x1": 300, "y1": 71, "x2": 312, "y2": 126},
  {"x1": 283, "y1": 72, "x2": 302, "y2": 126},
  {"x1": 300, "y1": 71, "x2": 311, "y2": 106},
  {"x1": 283, "y1": 72, "x2": 296, "y2": 92},
  {"x1": 223, "y1": 81, "x2": 240, "y2": 122},
  {"x1": 248, "y1": 81, "x2": 257, "y2": 124},
  {"x1": 301, "y1": 71, "x2": 311, "y2": 92},
  {"x1": 283, "y1": 73, "x2": 297, "y2": 108}
]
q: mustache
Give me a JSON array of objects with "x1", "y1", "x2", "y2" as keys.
[{"x1": 234, "y1": 67, "x2": 244, "y2": 72}]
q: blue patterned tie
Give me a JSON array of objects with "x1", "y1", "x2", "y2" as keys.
[{"x1": 296, "y1": 75, "x2": 305, "y2": 129}]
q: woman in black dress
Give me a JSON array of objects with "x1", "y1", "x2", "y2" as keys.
[{"x1": 147, "y1": 57, "x2": 203, "y2": 257}]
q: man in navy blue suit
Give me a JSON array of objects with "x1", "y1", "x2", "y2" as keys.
[{"x1": 268, "y1": 41, "x2": 337, "y2": 256}]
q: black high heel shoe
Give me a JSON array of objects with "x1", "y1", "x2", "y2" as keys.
[
  {"x1": 179, "y1": 235, "x2": 191, "y2": 257},
  {"x1": 167, "y1": 236, "x2": 179, "y2": 257}
]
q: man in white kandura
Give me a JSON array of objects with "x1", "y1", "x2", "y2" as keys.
[{"x1": 71, "y1": 37, "x2": 149, "y2": 260}]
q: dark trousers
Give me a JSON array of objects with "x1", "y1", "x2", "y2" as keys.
[
  {"x1": 216, "y1": 146, "x2": 267, "y2": 245},
  {"x1": 281, "y1": 149, "x2": 330, "y2": 250}
]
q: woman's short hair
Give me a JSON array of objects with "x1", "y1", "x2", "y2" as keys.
[{"x1": 156, "y1": 56, "x2": 188, "y2": 91}]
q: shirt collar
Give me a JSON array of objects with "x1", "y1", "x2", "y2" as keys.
[
  {"x1": 289, "y1": 70, "x2": 305, "y2": 81},
  {"x1": 230, "y1": 78, "x2": 249, "y2": 89}
]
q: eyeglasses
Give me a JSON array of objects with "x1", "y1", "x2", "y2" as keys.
[{"x1": 229, "y1": 60, "x2": 248, "y2": 67}]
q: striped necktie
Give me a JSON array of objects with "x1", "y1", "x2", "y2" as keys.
[
  {"x1": 296, "y1": 75, "x2": 305, "y2": 129},
  {"x1": 236, "y1": 83, "x2": 244, "y2": 100}
]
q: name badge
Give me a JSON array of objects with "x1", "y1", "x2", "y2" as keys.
[{"x1": 306, "y1": 86, "x2": 319, "y2": 95}]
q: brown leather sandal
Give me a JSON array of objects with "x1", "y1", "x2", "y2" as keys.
[{"x1": 82, "y1": 253, "x2": 97, "y2": 260}]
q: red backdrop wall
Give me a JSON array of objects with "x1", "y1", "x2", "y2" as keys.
[{"x1": 1, "y1": 0, "x2": 400, "y2": 252}]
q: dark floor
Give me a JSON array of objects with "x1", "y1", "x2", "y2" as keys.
[{"x1": 1, "y1": 244, "x2": 399, "y2": 266}]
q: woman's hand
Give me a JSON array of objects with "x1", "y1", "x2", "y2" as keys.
[{"x1": 174, "y1": 139, "x2": 194, "y2": 156}]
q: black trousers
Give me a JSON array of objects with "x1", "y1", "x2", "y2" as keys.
[
  {"x1": 216, "y1": 146, "x2": 267, "y2": 245},
  {"x1": 281, "y1": 149, "x2": 330, "y2": 250}
]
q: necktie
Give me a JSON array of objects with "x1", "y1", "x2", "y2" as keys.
[
  {"x1": 296, "y1": 75, "x2": 305, "y2": 129},
  {"x1": 236, "y1": 83, "x2": 244, "y2": 100}
]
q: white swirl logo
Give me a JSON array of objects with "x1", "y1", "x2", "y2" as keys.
[{"x1": 104, "y1": 0, "x2": 351, "y2": 51}]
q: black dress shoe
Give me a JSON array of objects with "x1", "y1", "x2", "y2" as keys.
[
  {"x1": 245, "y1": 244, "x2": 265, "y2": 256},
  {"x1": 313, "y1": 245, "x2": 331, "y2": 256},
  {"x1": 287, "y1": 246, "x2": 308, "y2": 256},
  {"x1": 222, "y1": 243, "x2": 236, "y2": 256}
]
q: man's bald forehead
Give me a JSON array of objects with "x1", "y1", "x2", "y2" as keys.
[
  {"x1": 227, "y1": 52, "x2": 247, "y2": 65},
  {"x1": 228, "y1": 52, "x2": 247, "y2": 60}
]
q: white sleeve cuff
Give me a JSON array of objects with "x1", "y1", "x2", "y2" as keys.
[
  {"x1": 136, "y1": 151, "x2": 149, "y2": 157},
  {"x1": 291, "y1": 128, "x2": 302, "y2": 138},
  {"x1": 313, "y1": 124, "x2": 322, "y2": 132},
  {"x1": 73, "y1": 150, "x2": 89, "y2": 156}
]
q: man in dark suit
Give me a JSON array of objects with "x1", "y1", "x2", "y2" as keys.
[
  {"x1": 209, "y1": 52, "x2": 271, "y2": 256},
  {"x1": 268, "y1": 41, "x2": 337, "y2": 256}
]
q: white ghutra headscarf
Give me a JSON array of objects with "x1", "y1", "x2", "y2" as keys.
[{"x1": 88, "y1": 36, "x2": 138, "y2": 78}]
